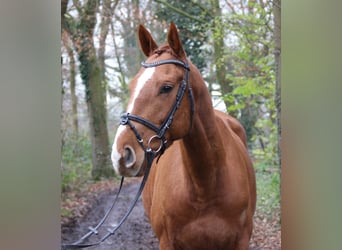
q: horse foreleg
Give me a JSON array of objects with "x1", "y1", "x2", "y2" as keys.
[
  {"x1": 235, "y1": 227, "x2": 253, "y2": 250},
  {"x1": 159, "y1": 235, "x2": 174, "y2": 250}
]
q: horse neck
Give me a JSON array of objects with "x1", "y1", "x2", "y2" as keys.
[{"x1": 179, "y1": 69, "x2": 229, "y2": 197}]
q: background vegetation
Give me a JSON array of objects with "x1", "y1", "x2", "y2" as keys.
[{"x1": 61, "y1": 0, "x2": 281, "y2": 220}]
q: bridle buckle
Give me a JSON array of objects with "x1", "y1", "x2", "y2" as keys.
[{"x1": 147, "y1": 135, "x2": 165, "y2": 153}]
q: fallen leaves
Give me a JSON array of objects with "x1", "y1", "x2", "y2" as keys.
[
  {"x1": 250, "y1": 210, "x2": 281, "y2": 249},
  {"x1": 61, "y1": 179, "x2": 118, "y2": 226}
]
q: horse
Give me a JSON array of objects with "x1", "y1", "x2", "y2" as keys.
[{"x1": 111, "y1": 22, "x2": 256, "y2": 250}]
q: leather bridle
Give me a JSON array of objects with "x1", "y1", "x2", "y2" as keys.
[{"x1": 120, "y1": 58, "x2": 194, "y2": 156}]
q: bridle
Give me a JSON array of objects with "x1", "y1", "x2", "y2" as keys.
[
  {"x1": 62, "y1": 58, "x2": 195, "y2": 249},
  {"x1": 120, "y1": 58, "x2": 194, "y2": 156}
]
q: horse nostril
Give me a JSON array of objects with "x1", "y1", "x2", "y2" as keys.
[{"x1": 124, "y1": 146, "x2": 136, "y2": 168}]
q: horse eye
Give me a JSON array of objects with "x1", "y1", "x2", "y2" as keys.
[{"x1": 159, "y1": 84, "x2": 173, "y2": 94}]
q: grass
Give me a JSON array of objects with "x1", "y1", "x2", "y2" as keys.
[{"x1": 254, "y1": 160, "x2": 281, "y2": 218}]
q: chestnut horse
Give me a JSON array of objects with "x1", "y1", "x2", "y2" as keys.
[{"x1": 111, "y1": 22, "x2": 256, "y2": 250}]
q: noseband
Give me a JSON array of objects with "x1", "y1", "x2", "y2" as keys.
[{"x1": 120, "y1": 59, "x2": 194, "y2": 156}]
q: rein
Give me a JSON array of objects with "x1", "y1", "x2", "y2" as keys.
[
  {"x1": 62, "y1": 151, "x2": 156, "y2": 249},
  {"x1": 62, "y1": 58, "x2": 194, "y2": 249}
]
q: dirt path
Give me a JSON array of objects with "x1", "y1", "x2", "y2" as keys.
[
  {"x1": 62, "y1": 180, "x2": 159, "y2": 250},
  {"x1": 62, "y1": 180, "x2": 280, "y2": 250}
]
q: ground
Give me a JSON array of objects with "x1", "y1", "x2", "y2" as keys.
[{"x1": 61, "y1": 179, "x2": 280, "y2": 250}]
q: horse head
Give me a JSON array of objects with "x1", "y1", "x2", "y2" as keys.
[{"x1": 111, "y1": 22, "x2": 194, "y2": 177}]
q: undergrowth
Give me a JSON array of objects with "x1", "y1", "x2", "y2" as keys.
[
  {"x1": 254, "y1": 160, "x2": 280, "y2": 218},
  {"x1": 61, "y1": 132, "x2": 93, "y2": 193}
]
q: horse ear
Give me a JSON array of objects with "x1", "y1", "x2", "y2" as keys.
[
  {"x1": 138, "y1": 24, "x2": 158, "y2": 57},
  {"x1": 167, "y1": 22, "x2": 186, "y2": 59}
]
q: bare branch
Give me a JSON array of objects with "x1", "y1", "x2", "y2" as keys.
[
  {"x1": 111, "y1": 20, "x2": 127, "y2": 92},
  {"x1": 224, "y1": 0, "x2": 237, "y2": 14},
  {"x1": 189, "y1": 0, "x2": 213, "y2": 17}
]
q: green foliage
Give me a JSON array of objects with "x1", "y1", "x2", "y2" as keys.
[
  {"x1": 154, "y1": 0, "x2": 211, "y2": 72},
  {"x1": 219, "y1": 0, "x2": 277, "y2": 149},
  {"x1": 61, "y1": 206, "x2": 73, "y2": 218},
  {"x1": 214, "y1": 1, "x2": 280, "y2": 217},
  {"x1": 61, "y1": 133, "x2": 93, "y2": 193},
  {"x1": 255, "y1": 161, "x2": 280, "y2": 217},
  {"x1": 253, "y1": 115, "x2": 278, "y2": 160}
]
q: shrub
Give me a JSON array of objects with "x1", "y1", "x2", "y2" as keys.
[{"x1": 61, "y1": 133, "x2": 92, "y2": 193}]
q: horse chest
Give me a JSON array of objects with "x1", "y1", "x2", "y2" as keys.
[
  {"x1": 157, "y1": 209, "x2": 240, "y2": 250},
  {"x1": 149, "y1": 186, "x2": 244, "y2": 249},
  {"x1": 146, "y1": 143, "x2": 251, "y2": 249}
]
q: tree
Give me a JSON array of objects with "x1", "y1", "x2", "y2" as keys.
[
  {"x1": 62, "y1": 0, "x2": 113, "y2": 179},
  {"x1": 62, "y1": 30, "x2": 79, "y2": 136},
  {"x1": 154, "y1": 0, "x2": 239, "y2": 118},
  {"x1": 222, "y1": 0, "x2": 278, "y2": 163},
  {"x1": 155, "y1": 0, "x2": 211, "y2": 72},
  {"x1": 123, "y1": 0, "x2": 144, "y2": 77},
  {"x1": 105, "y1": 0, "x2": 147, "y2": 109},
  {"x1": 273, "y1": 0, "x2": 281, "y2": 166},
  {"x1": 209, "y1": 0, "x2": 239, "y2": 117}
]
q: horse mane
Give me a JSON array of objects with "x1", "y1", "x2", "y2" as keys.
[{"x1": 153, "y1": 43, "x2": 182, "y2": 59}]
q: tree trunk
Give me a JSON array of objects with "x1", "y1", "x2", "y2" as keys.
[
  {"x1": 62, "y1": 0, "x2": 113, "y2": 179},
  {"x1": 210, "y1": 0, "x2": 238, "y2": 118},
  {"x1": 68, "y1": 47, "x2": 78, "y2": 136},
  {"x1": 62, "y1": 29, "x2": 79, "y2": 136},
  {"x1": 133, "y1": 0, "x2": 145, "y2": 67},
  {"x1": 98, "y1": 0, "x2": 112, "y2": 110},
  {"x1": 111, "y1": 21, "x2": 129, "y2": 108},
  {"x1": 273, "y1": 0, "x2": 281, "y2": 166},
  {"x1": 121, "y1": 0, "x2": 142, "y2": 79},
  {"x1": 79, "y1": 44, "x2": 113, "y2": 179}
]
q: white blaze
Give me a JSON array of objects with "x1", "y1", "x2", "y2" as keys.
[
  {"x1": 111, "y1": 67, "x2": 155, "y2": 172},
  {"x1": 111, "y1": 125, "x2": 125, "y2": 173},
  {"x1": 127, "y1": 67, "x2": 155, "y2": 112}
]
